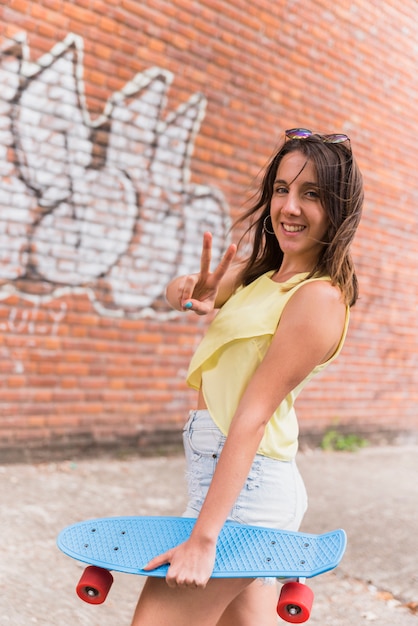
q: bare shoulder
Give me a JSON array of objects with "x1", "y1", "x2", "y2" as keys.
[
  {"x1": 288, "y1": 279, "x2": 345, "y2": 314},
  {"x1": 276, "y1": 280, "x2": 346, "y2": 364},
  {"x1": 279, "y1": 279, "x2": 346, "y2": 341}
]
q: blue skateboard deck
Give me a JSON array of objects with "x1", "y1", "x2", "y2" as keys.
[{"x1": 58, "y1": 515, "x2": 346, "y2": 579}]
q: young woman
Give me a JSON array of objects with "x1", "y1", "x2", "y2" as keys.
[{"x1": 130, "y1": 128, "x2": 364, "y2": 626}]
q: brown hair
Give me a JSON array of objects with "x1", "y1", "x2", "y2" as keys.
[{"x1": 235, "y1": 135, "x2": 364, "y2": 306}]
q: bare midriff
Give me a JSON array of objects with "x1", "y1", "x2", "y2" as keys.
[{"x1": 197, "y1": 387, "x2": 208, "y2": 410}]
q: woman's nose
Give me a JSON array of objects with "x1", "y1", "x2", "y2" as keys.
[{"x1": 281, "y1": 192, "x2": 301, "y2": 215}]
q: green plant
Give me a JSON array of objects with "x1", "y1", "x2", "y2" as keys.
[{"x1": 320, "y1": 429, "x2": 368, "y2": 452}]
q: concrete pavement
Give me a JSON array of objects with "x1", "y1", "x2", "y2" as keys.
[{"x1": 1, "y1": 444, "x2": 417, "y2": 625}]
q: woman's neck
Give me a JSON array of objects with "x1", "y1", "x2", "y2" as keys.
[{"x1": 272, "y1": 256, "x2": 317, "y2": 283}]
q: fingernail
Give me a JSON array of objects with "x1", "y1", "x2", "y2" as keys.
[{"x1": 184, "y1": 302, "x2": 193, "y2": 310}]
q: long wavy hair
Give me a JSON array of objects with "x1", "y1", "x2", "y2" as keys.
[{"x1": 235, "y1": 135, "x2": 364, "y2": 306}]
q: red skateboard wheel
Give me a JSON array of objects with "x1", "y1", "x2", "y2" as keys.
[
  {"x1": 276, "y1": 581, "x2": 314, "y2": 623},
  {"x1": 76, "y1": 565, "x2": 114, "y2": 604}
]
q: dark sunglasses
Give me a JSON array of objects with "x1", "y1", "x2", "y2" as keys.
[{"x1": 285, "y1": 128, "x2": 350, "y2": 144}]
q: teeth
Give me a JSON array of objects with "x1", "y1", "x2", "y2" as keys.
[{"x1": 283, "y1": 224, "x2": 305, "y2": 232}]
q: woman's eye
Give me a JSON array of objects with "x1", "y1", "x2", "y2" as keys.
[
  {"x1": 274, "y1": 186, "x2": 288, "y2": 195},
  {"x1": 306, "y1": 190, "x2": 320, "y2": 198}
]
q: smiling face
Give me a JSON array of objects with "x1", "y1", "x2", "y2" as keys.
[{"x1": 269, "y1": 151, "x2": 329, "y2": 272}]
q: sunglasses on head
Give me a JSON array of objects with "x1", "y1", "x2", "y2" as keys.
[{"x1": 285, "y1": 128, "x2": 350, "y2": 144}]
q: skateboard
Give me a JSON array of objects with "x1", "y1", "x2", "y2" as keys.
[{"x1": 57, "y1": 516, "x2": 347, "y2": 623}]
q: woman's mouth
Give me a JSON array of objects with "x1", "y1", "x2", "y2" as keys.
[{"x1": 282, "y1": 223, "x2": 306, "y2": 233}]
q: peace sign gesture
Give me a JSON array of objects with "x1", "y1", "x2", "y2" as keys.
[{"x1": 167, "y1": 232, "x2": 237, "y2": 315}]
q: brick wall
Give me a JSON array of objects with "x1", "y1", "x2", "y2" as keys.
[{"x1": 0, "y1": 0, "x2": 417, "y2": 461}]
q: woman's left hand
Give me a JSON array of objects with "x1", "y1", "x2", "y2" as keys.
[{"x1": 142, "y1": 537, "x2": 217, "y2": 589}]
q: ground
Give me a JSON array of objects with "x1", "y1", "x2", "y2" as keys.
[{"x1": 1, "y1": 445, "x2": 417, "y2": 625}]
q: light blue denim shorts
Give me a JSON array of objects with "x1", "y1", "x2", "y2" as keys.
[{"x1": 182, "y1": 410, "x2": 308, "y2": 532}]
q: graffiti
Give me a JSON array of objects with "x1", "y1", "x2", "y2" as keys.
[
  {"x1": 0, "y1": 33, "x2": 231, "y2": 318},
  {"x1": 0, "y1": 297, "x2": 67, "y2": 335}
]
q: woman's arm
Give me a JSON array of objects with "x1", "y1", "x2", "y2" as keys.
[
  {"x1": 191, "y1": 281, "x2": 346, "y2": 533},
  {"x1": 146, "y1": 280, "x2": 346, "y2": 588}
]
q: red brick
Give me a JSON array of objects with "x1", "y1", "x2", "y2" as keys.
[{"x1": 0, "y1": 0, "x2": 417, "y2": 458}]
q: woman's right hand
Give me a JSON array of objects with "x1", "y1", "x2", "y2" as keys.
[
  {"x1": 143, "y1": 535, "x2": 217, "y2": 589},
  {"x1": 175, "y1": 232, "x2": 237, "y2": 315}
]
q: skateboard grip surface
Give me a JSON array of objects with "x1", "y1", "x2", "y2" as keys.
[{"x1": 57, "y1": 516, "x2": 346, "y2": 578}]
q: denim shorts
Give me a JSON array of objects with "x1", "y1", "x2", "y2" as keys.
[{"x1": 182, "y1": 410, "x2": 308, "y2": 532}]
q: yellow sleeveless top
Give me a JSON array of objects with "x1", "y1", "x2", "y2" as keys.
[{"x1": 186, "y1": 271, "x2": 349, "y2": 461}]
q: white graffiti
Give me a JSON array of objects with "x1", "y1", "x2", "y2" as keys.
[
  {"x1": 0, "y1": 297, "x2": 67, "y2": 335},
  {"x1": 0, "y1": 33, "x2": 231, "y2": 318}
]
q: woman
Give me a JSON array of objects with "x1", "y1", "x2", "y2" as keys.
[{"x1": 130, "y1": 128, "x2": 364, "y2": 626}]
